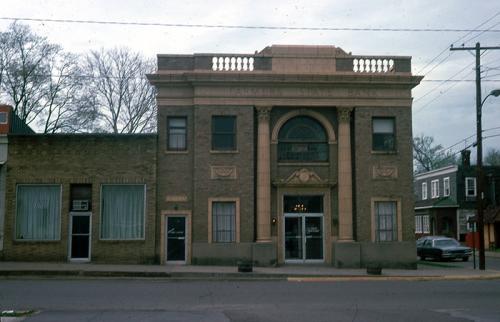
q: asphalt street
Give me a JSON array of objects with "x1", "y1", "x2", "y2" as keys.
[{"x1": 1, "y1": 278, "x2": 500, "y2": 322}]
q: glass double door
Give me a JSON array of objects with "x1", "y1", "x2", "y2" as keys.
[{"x1": 284, "y1": 215, "x2": 323, "y2": 262}]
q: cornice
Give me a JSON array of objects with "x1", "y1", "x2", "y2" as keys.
[{"x1": 148, "y1": 72, "x2": 422, "y2": 88}]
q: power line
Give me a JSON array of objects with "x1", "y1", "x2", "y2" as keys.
[
  {"x1": 413, "y1": 51, "x2": 500, "y2": 112},
  {"x1": 435, "y1": 127, "x2": 500, "y2": 157},
  {"x1": 422, "y1": 79, "x2": 500, "y2": 82},
  {"x1": 415, "y1": 11, "x2": 500, "y2": 75},
  {"x1": 413, "y1": 69, "x2": 474, "y2": 114},
  {"x1": 2, "y1": 16, "x2": 500, "y2": 33},
  {"x1": 414, "y1": 60, "x2": 476, "y2": 104},
  {"x1": 482, "y1": 72, "x2": 500, "y2": 78},
  {"x1": 461, "y1": 20, "x2": 500, "y2": 45}
]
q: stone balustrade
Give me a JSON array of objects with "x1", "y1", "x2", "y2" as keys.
[
  {"x1": 157, "y1": 53, "x2": 411, "y2": 74},
  {"x1": 212, "y1": 57, "x2": 255, "y2": 71},
  {"x1": 336, "y1": 56, "x2": 411, "y2": 74},
  {"x1": 353, "y1": 58, "x2": 394, "y2": 73}
]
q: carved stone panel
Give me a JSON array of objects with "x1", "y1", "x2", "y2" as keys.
[
  {"x1": 211, "y1": 166, "x2": 238, "y2": 180},
  {"x1": 166, "y1": 195, "x2": 188, "y2": 202},
  {"x1": 275, "y1": 168, "x2": 330, "y2": 186},
  {"x1": 372, "y1": 165, "x2": 398, "y2": 179}
]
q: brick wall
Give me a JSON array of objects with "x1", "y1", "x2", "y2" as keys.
[
  {"x1": 3, "y1": 134, "x2": 157, "y2": 263},
  {"x1": 353, "y1": 106, "x2": 414, "y2": 242}
]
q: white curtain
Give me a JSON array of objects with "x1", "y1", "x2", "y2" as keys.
[
  {"x1": 212, "y1": 202, "x2": 236, "y2": 242},
  {"x1": 376, "y1": 201, "x2": 397, "y2": 242},
  {"x1": 373, "y1": 118, "x2": 394, "y2": 133},
  {"x1": 101, "y1": 185, "x2": 145, "y2": 239},
  {"x1": 16, "y1": 185, "x2": 61, "y2": 240}
]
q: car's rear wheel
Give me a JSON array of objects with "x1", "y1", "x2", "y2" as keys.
[
  {"x1": 462, "y1": 257, "x2": 469, "y2": 262},
  {"x1": 419, "y1": 255, "x2": 426, "y2": 261}
]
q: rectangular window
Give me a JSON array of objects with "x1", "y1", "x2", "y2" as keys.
[
  {"x1": 372, "y1": 117, "x2": 395, "y2": 151},
  {"x1": 16, "y1": 185, "x2": 61, "y2": 240},
  {"x1": 466, "y1": 214, "x2": 476, "y2": 231},
  {"x1": 415, "y1": 216, "x2": 422, "y2": 234},
  {"x1": 465, "y1": 177, "x2": 477, "y2": 197},
  {"x1": 212, "y1": 116, "x2": 236, "y2": 151},
  {"x1": 212, "y1": 201, "x2": 236, "y2": 242},
  {"x1": 416, "y1": 215, "x2": 430, "y2": 234},
  {"x1": 167, "y1": 117, "x2": 187, "y2": 151},
  {"x1": 422, "y1": 182, "x2": 428, "y2": 200},
  {"x1": 375, "y1": 201, "x2": 397, "y2": 242},
  {"x1": 0, "y1": 111, "x2": 7, "y2": 124},
  {"x1": 431, "y1": 179, "x2": 439, "y2": 198},
  {"x1": 443, "y1": 177, "x2": 450, "y2": 197},
  {"x1": 422, "y1": 215, "x2": 430, "y2": 233},
  {"x1": 101, "y1": 185, "x2": 145, "y2": 240}
]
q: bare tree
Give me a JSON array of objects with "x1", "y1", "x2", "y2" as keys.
[
  {"x1": 38, "y1": 52, "x2": 86, "y2": 133},
  {"x1": 0, "y1": 22, "x2": 89, "y2": 132},
  {"x1": 1, "y1": 23, "x2": 57, "y2": 125},
  {"x1": 413, "y1": 134, "x2": 457, "y2": 174},
  {"x1": 81, "y1": 48, "x2": 156, "y2": 133},
  {"x1": 485, "y1": 148, "x2": 500, "y2": 166}
]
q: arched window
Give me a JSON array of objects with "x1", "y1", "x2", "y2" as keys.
[{"x1": 278, "y1": 116, "x2": 328, "y2": 162}]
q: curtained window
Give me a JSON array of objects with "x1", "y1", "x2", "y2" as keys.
[
  {"x1": 212, "y1": 202, "x2": 236, "y2": 242},
  {"x1": 375, "y1": 201, "x2": 397, "y2": 242},
  {"x1": 101, "y1": 185, "x2": 145, "y2": 240},
  {"x1": 372, "y1": 117, "x2": 395, "y2": 151},
  {"x1": 167, "y1": 117, "x2": 187, "y2": 151},
  {"x1": 16, "y1": 185, "x2": 61, "y2": 240}
]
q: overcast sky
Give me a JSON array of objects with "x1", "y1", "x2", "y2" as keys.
[{"x1": 1, "y1": 0, "x2": 500, "y2": 157}]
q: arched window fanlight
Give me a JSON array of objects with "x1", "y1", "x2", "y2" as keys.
[{"x1": 278, "y1": 116, "x2": 328, "y2": 162}]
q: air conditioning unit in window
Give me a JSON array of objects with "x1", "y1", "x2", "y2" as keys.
[{"x1": 73, "y1": 200, "x2": 89, "y2": 211}]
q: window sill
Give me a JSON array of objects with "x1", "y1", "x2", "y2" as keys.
[
  {"x1": 210, "y1": 150, "x2": 239, "y2": 154},
  {"x1": 165, "y1": 150, "x2": 189, "y2": 154},
  {"x1": 278, "y1": 162, "x2": 330, "y2": 166},
  {"x1": 99, "y1": 239, "x2": 146, "y2": 242},
  {"x1": 14, "y1": 239, "x2": 61, "y2": 243},
  {"x1": 371, "y1": 150, "x2": 398, "y2": 155}
]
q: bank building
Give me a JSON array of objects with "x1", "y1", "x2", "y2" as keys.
[{"x1": 0, "y1": 45, "x2": 422, "y2": 268}]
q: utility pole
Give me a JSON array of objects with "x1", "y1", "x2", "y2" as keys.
[{"x1": 451, "y1": 43, "x2": 500, "y2": 270}]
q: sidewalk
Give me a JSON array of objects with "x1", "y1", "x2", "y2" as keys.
[
  {"x1": 485, "y1": 250, "x2": 500, "y2": 258},
  {"x1": 1, "y1": 260, "x2": 500, "y2": 281}
]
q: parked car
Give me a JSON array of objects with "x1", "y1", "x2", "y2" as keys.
[
  {"x1": 416, "y1": 235, "x2": 446, "y2": 248},
  {"x1": 417, "y1": 236, "x2": 472, "y2": 261}
]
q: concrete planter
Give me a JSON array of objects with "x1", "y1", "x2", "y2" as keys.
[
  {"x1": 366, "y1": 265, "x2": 382, "y2": 275},
  {"x1": 237, "y1": 260, "x2": 253, "y2": 273}
]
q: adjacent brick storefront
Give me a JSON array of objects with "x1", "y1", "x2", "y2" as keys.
[{"x1": 3, "y1": 134, "x2": 157, "y2": 263}]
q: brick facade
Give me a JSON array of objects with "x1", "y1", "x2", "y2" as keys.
[
  {"x1": 149, "y1": 45, "x2": 422, "y2": 268},
  {"x1": 1, "y1": 45, "x2": 422, "y2": 268},
  {"x1": 2, "y1": 135, "x2": 157, "y2": 263}
]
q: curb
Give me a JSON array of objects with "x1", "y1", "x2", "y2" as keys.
[
  {"x1": 1, "y1": 270, "x2": 500, "y2": 281},
  {"x1": 288, "y1": 274, "x2": 500, "y2": 282},
  {"x1": 0, "y1": 270, "x2": 288, "y2": 280}
]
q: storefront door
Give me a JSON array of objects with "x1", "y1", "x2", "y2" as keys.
[
  {"x1": 69, "y1": 212, "x2": 91, "y2": 261},
  {"x1": 166, "y1": 216, "x2": 187, "y2": 263},
  {"x1": 284, "y1": 215, "x2": 324, "y2": 262}
]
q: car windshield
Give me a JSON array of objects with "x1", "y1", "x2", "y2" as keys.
[{"x1": 434, "y1": 239, "x2": 459, "y2": 247}]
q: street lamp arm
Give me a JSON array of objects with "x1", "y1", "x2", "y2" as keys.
[{"x1": 481, "y1": 89, "x2": 500, "y2": 108}]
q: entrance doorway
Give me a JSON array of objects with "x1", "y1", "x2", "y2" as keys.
[
  {"x1": 283, "y1": 196, "x2": 324, "y2": 263},
  {"x1": 166, "y1": 216, "x2": 187, "y2": 263},
  {"x1": 69, "y1": 212, "x2": 91, "y2": 261}
]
